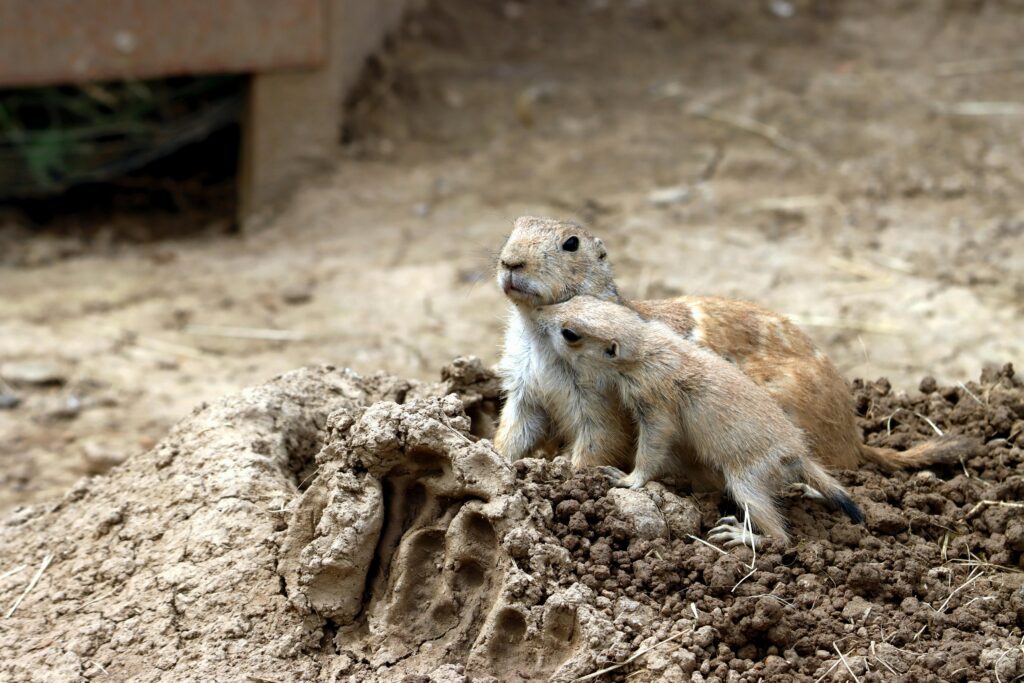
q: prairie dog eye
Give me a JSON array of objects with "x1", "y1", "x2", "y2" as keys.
[
  {"x1": 561, "y1": 236, "x2": 580, "y2": 252},
  {"x1": 561, "y1": 328, "x2": 582, "y2": 343}
]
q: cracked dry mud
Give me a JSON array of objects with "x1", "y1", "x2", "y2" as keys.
[{"x1": 1, "y1": 358, "x2": 1022, "y2": 682}]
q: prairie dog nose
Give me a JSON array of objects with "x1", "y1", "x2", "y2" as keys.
[{"x1": 501, "y1": 258, "x2": 525, "y2": 270}]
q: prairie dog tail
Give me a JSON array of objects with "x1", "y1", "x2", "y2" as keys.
[
  {"x1": 859, "y1": 435, "x2": 977, "y2": 470},
  {"x1": 800, "y1": 460, "x2": 864, "y2": 524}
]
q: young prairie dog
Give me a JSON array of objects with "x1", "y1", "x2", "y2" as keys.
[
  {"x1": 536, "y1": 295, "x2": 864, "y2": 547},
  {"x1": 494, "y1": 215, "x2": 973, "y2": 472}
]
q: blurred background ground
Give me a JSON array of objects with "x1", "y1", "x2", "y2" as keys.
[{"x1": 1, "y1": 0, "x2": 1022, "y2": 514}]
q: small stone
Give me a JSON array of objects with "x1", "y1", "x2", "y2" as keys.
[
  {"x1": 919, "y1": 376, "x2": 938, "y2": 394},
  {"x1": 0, "y1": 394, "x2": 20, "y2": 409},
  {"x1": 841, "y1": 595, "x2": 873, "y2": 621},
  {"x1": 47, "y1": 394, "x2": 82, "y2": 420},
  {"x1": 1, "y1": 360, "x2": 65, "y2": 386},
  {"x1": 606, "y1": 488, "x2": 669, "y2": 540},
  {"x1": 81, "y1": 441, "x2": 128, "y2": 475},
  {"x1": 281, "y1": 286, "x2": 312, "y2": 305},
  {"x1": 647, "y1": 185, "x2": 691, "y2": 206},
  {"x1": 770, "y1": 0, "x2": 795, "y2": 18}
]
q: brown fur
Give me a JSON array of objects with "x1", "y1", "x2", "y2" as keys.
[
  {"x1": 495, "y1": 216, "x2": 973, "y2": 471},
  {"x1": 537, "y1": 296, "x2": 863, "y2": 545}
]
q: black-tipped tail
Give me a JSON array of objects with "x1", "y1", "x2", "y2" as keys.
[{"x1": 830, "y1": 491, "x2": 864, "y2": 524}]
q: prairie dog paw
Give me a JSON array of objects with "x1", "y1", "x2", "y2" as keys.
[
  {"x1": 792, "y1": 483, "x2": 825, "y2": 501},
  {"x1": 599, "y1": 466, "x2": 627, "y2": 486},
  {"x1": 599, "y1": 467, "x2": 647, "y2": 489},
  {"x1": 707, "y1": 516, "x2": 765, "y2": 549}
]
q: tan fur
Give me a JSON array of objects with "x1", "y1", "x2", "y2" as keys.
[
  {"x1": 536, "y1": 296, "x2": 861, "y2": 545},
  {"x1": 495, "y1": 216, "x2": 971, "y2": 472}
]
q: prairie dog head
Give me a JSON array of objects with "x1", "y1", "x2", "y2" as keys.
[
  {"x1": 497, "y1": 216, "x2": 617, "y2": 307},
  {"x1": 535, "y1": 296, "x2": 645, "y2": 373}
]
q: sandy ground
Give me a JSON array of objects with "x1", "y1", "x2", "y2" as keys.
[
  {"x1": 1, "y1": 0, "x2": 1022, "y2": 513},
  {"x1": 2, "y1": 360, "x2": 1021, "y2": 681}
]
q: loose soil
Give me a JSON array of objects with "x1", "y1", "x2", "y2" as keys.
[
  {"x1": 0, "y1": 361, "x2": 1021, "y2": 682},
  {"x1": 2, "y1": 0, "x2": 1024, "y2": 516}
]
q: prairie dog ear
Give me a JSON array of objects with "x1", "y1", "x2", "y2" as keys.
[
  {"x1": 604, "y1": 341, "x2": 620, "y2": 359},
  {"x1": 594, "y1": 238, "x2": 607, "y2": 260}
]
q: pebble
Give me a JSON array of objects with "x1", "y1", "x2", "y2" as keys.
[
  {"x1": 81, "y1": 441, "x2": 128, "y2": 475},
  {"x1": 647, "y1": 185, "x2": 691, "y2": 206},
  {"x1": 1, "y1": 360, "x2": 65, "y2": 386},
  {"x1": 0, "y1": 394, "x2": 20, "y2": 409},
  {"x1": 281, "y1": 286, "x2": 313, "y2": 305},
  {"x1": 47, "y1": 395, "x2": 82, "y2": 420}
]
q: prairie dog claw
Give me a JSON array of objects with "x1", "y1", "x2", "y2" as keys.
[{"x1": 707, "y1": 516, "x2": 765, "y2": 549}]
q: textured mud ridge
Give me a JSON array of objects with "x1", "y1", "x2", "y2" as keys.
[{"x1": 0, "y1": 359, "x2": 1022, "y2": 682}]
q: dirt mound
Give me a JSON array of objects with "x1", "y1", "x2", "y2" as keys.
[{"x1": 1, "y1": 359, "x2": 1022, "y2": 681}]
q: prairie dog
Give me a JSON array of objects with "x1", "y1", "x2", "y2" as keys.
[
  {"x1": 537, "y1": 295, "x2": 864, "y2": 547},
  {"x1": 494, "y1": 215, "x2": 972, "y2": 471}
]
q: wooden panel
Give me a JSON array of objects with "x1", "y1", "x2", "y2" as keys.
[{"x1": 0, "y1": 0, "x2": 324, "y2": 87}]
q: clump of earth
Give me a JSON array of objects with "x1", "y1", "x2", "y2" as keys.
[{"x1": 1, "y1": 358, "x2": 1022, "y2": 682}]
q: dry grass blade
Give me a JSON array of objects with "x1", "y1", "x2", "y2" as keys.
[
  {"x1": 934, "y1": 566, "x2": 984, "y2": 614},
  {"x1": 935, "y1": 101, "x2": 1024, "y2": 117},
  {"x1": 184, "y1": 325, "x2": 306, "y2": 342},
  {"x1": 686, "y1": 107, "x2": 826, "y2": 169},
  {"x1": 0, "y1": 565, "x2": 27, "y2": 582},
  {"x1": 949, "y1": 557, "x2": 1024, "y2": 575},
  {"x1": 958, "y1": 382, "x2": 984, "y2": 405},
  {"x1": 912, "y1": 412, "x2": 944, "y2": 436},
  {"x1": 748, "y1": 194, "x2": 845, "y2": 216},
  {"x1": 136, "y1": 335, "x2": 210, "y2": 360},
  {"x1": 966, "y1": 500, "x2": 1024, "y2": 519},
  {"x1": 993, "y1": 634, "x2": 1024, "y2": 683},
  {"x1": 873, "y1": 654, "x2": 899, "y2": 676},
  {"x1": 936, "y1": 54, "x2": 1024, "y2": 76},
  {"x1": 834, "y1": 642, "x2": 861, "y2": 683},
  {"x1": 571, "y1": 631, "x2": 685, "y2": 682},
  {"x1": 814, "y1": 658, "x2": 841, "y2": 682},
  {"x1": 5, "y1": 553, "x2": 53, "y2": 618},
  {"x1": 732, "y1": 503, "x2": 758, "y2": 593},
  {"x1": 687, "y1": 535, "x2": 727, "y2": 555}
]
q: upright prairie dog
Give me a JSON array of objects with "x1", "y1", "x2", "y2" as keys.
[
  {"x1": 536, "y1": 295, "x2": 864, "y2": 547},
  {"x1": 495, "y1": 216, "x2": 972, "y2": 472}
]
